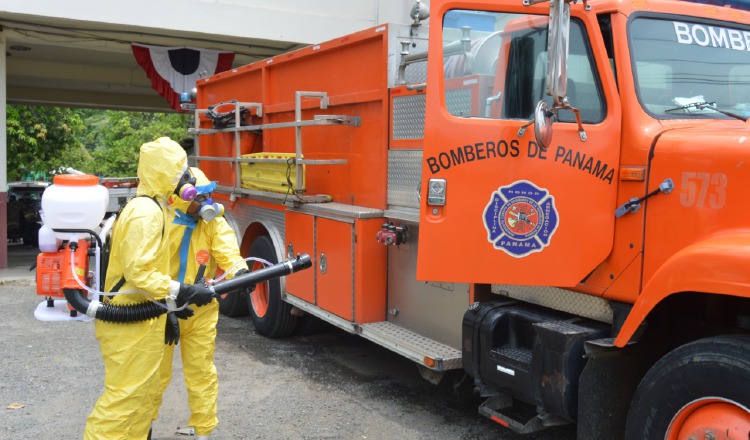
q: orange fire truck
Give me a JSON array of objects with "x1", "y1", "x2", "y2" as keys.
[{"x1": 188, "y1": 0, "x2": 750, "y2": 437}]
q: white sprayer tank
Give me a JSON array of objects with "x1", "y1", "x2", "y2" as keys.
[{"x1": 41, "y1": 174, "x2": 109, "y2": 240}]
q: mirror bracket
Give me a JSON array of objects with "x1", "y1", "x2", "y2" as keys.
[
  {"x1": 517, "y1": 100, "x2": 587, "y2": 146},
  {"x1": 562, "y1": 103, "x2": 588, "y2": 142}
]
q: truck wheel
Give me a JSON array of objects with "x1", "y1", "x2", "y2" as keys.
[
  {"x1": 247, "y1": 235, "x2": 297, "y2": 338},
  {"x1": 625, "y1": 335, "x2": 750, "y2": 440},
  {"x1": 217, "y1": 284, "x2": 249, "y2": 317}
]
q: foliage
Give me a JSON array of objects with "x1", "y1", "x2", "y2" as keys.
[
  {"x1": 87, "y1": 111, "x2": 191, "y2": 177},
  {"x1": 6, "y1": 106, "x2": 91, "y2": 181},
  {"x1": 6, "y1": 106, "x2": 191, "y2": 180}
]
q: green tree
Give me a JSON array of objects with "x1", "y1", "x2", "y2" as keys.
[
  {"x1": 6, "y1": 105, "x2": 91, "y2": 181},
  {"x1": 6, "y1": 106, "x2": 191, "y2": 180},
  {"x1": 87, "y1": 111, "x2": 191, "y2": 177}
]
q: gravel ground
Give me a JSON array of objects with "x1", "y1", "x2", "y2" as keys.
[{"x1": 0, "y1": 284, "x2": 577, "y2": 440}]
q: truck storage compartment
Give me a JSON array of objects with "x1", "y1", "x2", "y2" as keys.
[
  {"x1": 285, "y1": 209, "x2": 386, "y2": 323},
  {"x1": 463, "y1": 300, "x2": 609, "y2": 421}
]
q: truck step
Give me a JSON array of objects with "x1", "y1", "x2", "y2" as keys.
[
  {"x1": 463, "y1": 301, "x2": 610, "y2": 422},
  {"x1": 358, "y1": 321, "x2": 462, "y2": 371},
  {"x1": 490, "y1": 346, "x2": 533, "y2": 372},
  {"x1": 479, "y1": 395, "x2": 570, "y2": 434}
]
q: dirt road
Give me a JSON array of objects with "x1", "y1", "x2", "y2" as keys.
[{"x1": 1, "y1": 285, "x2": 576, "y2": 440}]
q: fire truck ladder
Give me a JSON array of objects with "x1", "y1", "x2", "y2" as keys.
[{"x1": 189, "y1": 92, "x2": 359, "y2": 204}]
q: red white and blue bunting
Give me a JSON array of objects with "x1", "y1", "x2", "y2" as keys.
[{"x1": 132, "y1": 43, "x2": 234, "y2": 111}]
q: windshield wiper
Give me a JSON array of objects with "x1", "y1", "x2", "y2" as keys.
[{"x1": 665, "y1": 101, "x2": 747, "y2": 122}]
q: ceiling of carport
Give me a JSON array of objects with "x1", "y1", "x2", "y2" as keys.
[{"x1": 2, "y1": 14, "x2": 308, "y2": 112}]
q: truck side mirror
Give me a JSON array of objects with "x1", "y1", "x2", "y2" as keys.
[
  {"x1": 534, "y1": 101, "x2": 554, "y2": 149},
  {"x1": 546, "y1": 0, "x2": 571, "y2": 105}
]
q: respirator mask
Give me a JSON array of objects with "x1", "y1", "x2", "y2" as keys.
[
  {"x1": 195, "y1": 194, "x2": 225, "y2": 221},
  {"x1": 174, "y1": 169, "x2": 198, "y2": 202}
]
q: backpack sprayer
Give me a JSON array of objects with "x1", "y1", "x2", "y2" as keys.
[{"x1": 35, "y1": 173, "x2": 311, "y2": 322}]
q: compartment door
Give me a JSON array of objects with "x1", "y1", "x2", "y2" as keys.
[
  {"x1": 285, "y1": 211, "x2": 315, "y2": 304},
  {"x1": 316, "y1": 218, "x2": 353, "y2": 320}
]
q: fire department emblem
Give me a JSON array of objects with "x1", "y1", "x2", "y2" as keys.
[{"x1": 482, "y1": 180, "x2": 559, "y2": 257}]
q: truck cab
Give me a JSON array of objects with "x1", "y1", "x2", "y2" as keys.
[{"x1": 420, "y1": 0, "x2": 750, "y2": 437}]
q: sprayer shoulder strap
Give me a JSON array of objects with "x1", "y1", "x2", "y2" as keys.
[
  {"x1": 111, "y1": 278, "x2": 126, "y2": 293},
  {"x1": 109, "y1": 195, "x2": 164, "y2": 294},
  {"x1": 134, "y1": 195, "x2": 165, "y2": 239}
]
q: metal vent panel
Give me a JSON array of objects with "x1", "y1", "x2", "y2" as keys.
[
  {"x1": 445, "y1": 88, "x2": 473, "y2": 117},
  {"x1": 388, "y1": 150, "x2": 422, "y2": 209},
  {"x1": 227, "y1": 204, "x2": 284, "y2": 239},
  {"x1": 386, "y1": 24, "x2": 429, "y2": 87},
  {"x1": 402, "y1": 38, "x2": 429, "y2": 84},
  {"x1": 392, "y1": 94, "x2": 426, "y2": 140},
  {"x1": 491, "y1": 284, "x2": 613, "y2": 324}
]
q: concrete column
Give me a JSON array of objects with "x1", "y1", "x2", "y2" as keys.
[{"x1": 0, "y1": 31, "x2": 7, "y2": 268}]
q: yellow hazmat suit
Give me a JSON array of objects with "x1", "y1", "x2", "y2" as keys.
[
  {"x1": 154, "y1": 167, "x2": 248, "y2": 437},
  {"x1": 84, "y1": 137, "x2": 187, "y2": 440}
]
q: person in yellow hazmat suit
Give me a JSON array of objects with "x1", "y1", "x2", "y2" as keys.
[
  {"x1": 153, "y1": 167, "x2": 250, "y2": 439},
  {"x1": 84, "y1": 138, "x2": 216, "y2": 440}
]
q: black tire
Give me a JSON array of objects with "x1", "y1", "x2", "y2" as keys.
[
  {"x1": 246, "y1": 235, "x2": 297, "y2": 337},
  {"x1": 217, "y1": 276, "x2": 250, "y2": 317},
  {"x1": 625, "y1": 335, "x2": 750, "y2": 440}
]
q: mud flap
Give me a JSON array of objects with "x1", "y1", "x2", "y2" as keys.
[{"x1": 576, "y1": 339, "x2": 654, "y2": 440}]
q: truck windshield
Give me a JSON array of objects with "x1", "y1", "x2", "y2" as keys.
[
  {"x1": 630, "y1": 16, "x2": 750, "y2": 120},
  {"x1": 442, "y1": 9, "x2": 604, "y2": 124}
]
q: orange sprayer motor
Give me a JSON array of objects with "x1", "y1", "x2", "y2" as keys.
[{"x1": 36, "y1": 239, "x2": 91, "y2": 311}]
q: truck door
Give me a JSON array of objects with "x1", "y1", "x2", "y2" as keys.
[{"x1": 418, "y1": 6, "x2": 621, "y2": 287}]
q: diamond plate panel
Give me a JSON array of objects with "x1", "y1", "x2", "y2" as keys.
[
  {"x1": 292, "y1": 202, "x2": 383, "y2": 219},
  {"x1": 404, "y1": 61, "x2": 428, "y2": 85},
  {"x1": 388, "y1": 150, "x2": 422, "y2": 209},
  {"x1": 386, "y1": 24, "x2": 429, "y2": 87},
  {"x1": 492, "y1": 346, "x2": 533, "y2": 364},
  {"x1": 491, "y1": 284, "x2": 613, "y2": 324},
  {"x1": 403, "y1": 38, "x2": 429, "y2": 85},
  {"x1": 227, "y1": 203, "x2": 285, "y2": 243},
  {"x1": 446, "y1": 88, "x2": 473, "y2": 117},
  {"x1": 537, "y1": 320, "x2": 600, "y2": 334},
  {"x1": 359, "y1": 321, "x2": 462, "y2": 370},
  {"x1": 393, "y1": 94, "x2": 426, "y2": 140}
]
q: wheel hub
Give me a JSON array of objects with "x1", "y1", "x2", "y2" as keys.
[
  {"x1": 668, "y1": 397, "x2": 750, "y2": 440},
  {"x1": 250, "y1": 261, "x2": 269, "y2": 318}
]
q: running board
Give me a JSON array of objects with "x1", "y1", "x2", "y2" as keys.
[
  {"x1": 282, "y1": 293, "x2": 357, "y2": 334},
  {"x1": 282, "y1": 293, "x2": 462, "y2": 371},
  {"x1": 359, "y1": 322, "x2": 462, "y2": 372}
]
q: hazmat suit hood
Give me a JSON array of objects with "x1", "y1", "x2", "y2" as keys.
[
  {"x1": 190, "y1": 167, "x2": 214, "y2": 193},
  {"x1": 137, "y1": 137, "x2": 188, "y2": 201},
  {"x1": 168, "y1": 167, "x2": 213, "y2": 212}
]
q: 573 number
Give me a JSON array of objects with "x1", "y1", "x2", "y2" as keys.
[{"x1": 679, "y1": 172, "x2": 727, "y2": 209}]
